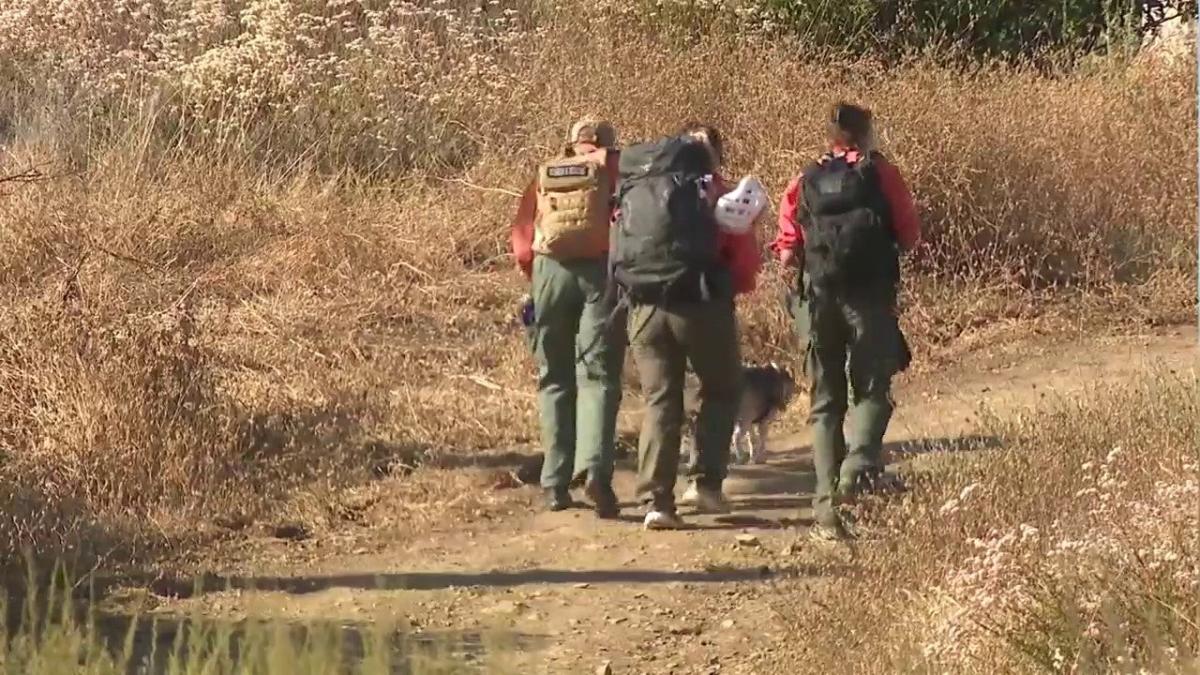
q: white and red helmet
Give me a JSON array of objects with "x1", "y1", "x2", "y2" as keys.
[{"x1": 715, "y1": 176, "x2": 767, "y2": 235}]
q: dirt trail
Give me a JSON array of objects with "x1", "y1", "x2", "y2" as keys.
[{"x1": 130, "y1": 328, "x2": 1197, "y2": 674}]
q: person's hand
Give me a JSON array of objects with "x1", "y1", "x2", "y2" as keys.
[{"x1": 778, "y1": 248, "x2": 799, "y2": 280}]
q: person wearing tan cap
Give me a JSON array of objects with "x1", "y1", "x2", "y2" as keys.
[{"x1": 510, "y1": 117, "x2": 624, "y2": 519}]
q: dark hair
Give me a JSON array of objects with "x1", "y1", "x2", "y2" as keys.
[
  {"x1": 827, "y1": 103, "x2": 873, "y2": 149},
  {"x1": 679, "y1": 121, "x2": 724, "y2": 165}
]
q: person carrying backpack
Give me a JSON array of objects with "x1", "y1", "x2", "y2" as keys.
[
  {"x1": 771, "y1": 103, "x2": 921, "y2": 541},
  {"x1": 611, "y1": 123, "x2": 762, "y2": 530},
  {"x1": 510, "y1": 118, "x2": 625, "y2": 519}
]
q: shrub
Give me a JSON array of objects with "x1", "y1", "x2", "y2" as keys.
[{"x1": 776, "y1": 371, "x2": 1200, "y2": 673}]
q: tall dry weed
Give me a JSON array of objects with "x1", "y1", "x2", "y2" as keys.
[{"x1": 775, "y1": 371, "x2": 1199, "y2": 673}]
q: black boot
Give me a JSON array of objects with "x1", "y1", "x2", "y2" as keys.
[
  {"x1": 584, "y1": 482, "x2": 620, "y2": 520},
  {"x1": 544, "y1": 487, "x2": 571, "y2": 512}
]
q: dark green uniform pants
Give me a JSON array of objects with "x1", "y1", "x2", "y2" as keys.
[
  {"x1": 628, "y1": 299, "x2": 741, "y2": 512},
  {"x1": 791, "y1": 281, "x2": 906, "y2": 527},
  {"x1": 531, "y1": 255, "x2": 625, "y2": 490}
]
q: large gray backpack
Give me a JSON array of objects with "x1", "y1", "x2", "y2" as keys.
[{"x1": 609, "y1": 136, "x2": 721, "y2": 304}]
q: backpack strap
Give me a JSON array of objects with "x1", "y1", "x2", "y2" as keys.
[
  {"x1": 797, "y1": 160, "x2": 823, "y2": 191},
  {"x1": 575, "y1": 285, "x2": 633, "y2": 365},
  {"x1": 855, "y1": 152, "x2": 894, "y2": 236}
]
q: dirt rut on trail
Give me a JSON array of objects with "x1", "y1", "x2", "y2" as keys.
[{"x1": 131, "y1": 329, "x2": 1197, "y2": 674}]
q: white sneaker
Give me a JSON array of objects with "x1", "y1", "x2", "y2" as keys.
[
  {"x1": 644, "y1": 510, "x2": 687, "y2": 530},
  {"x1": 679, "y1": 483, "x2": 697, "y2": 505},
  {"x1": 681, "y1": 483, "x2": 732, "y2": 515}
]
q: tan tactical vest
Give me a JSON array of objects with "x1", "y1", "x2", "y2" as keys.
[{"x1": 533, "y1": 147, "x2": 611, "y2": 260}]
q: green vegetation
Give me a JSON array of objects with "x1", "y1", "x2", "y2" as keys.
[{"x1": 751, "y1": 0, "x2": 1195, "y2": 58}]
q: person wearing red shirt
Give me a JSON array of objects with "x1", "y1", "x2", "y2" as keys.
[
  {"x1": 509, "y1": 118, "x2": 624, "y2": 519},
  {"x1": 771, "y1": 103, "x2": 920, "y2": 541},
  {"x1": 622, "y1": 123, "x2": 762, "y2": 530},
  {"x1": 510, "y1": 123, "x2": 622, "y2": 280},
  {"x1": 709, "y1": 171, "x2": 763, "y2": 296}
]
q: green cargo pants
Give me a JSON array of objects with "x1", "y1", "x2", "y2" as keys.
[
  {"x1": 791, "y1": 280, "x2": 908, "y2": 527},
  {"x1": 531, "y1": 255, "x2": 625, "y2": 491},
  {"x1": 628, "y1": 298, "x2": 741, "y2": 512}
]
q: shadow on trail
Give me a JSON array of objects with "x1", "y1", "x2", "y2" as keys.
[
  {"x1": 485, "y1": 434, "x2": 1001, "y2": 488},
  {"x1": 726, "y1": 496, "x2": 810, "y2": 511},
  {"x1": 886, "y1": 434, "x2": 1004, "y2": 456},
  {"x1": 711, "y1": 514, "x2": 784, "y2": 528},
  {"x1": 225, "y1": 564, "x2": 763, "y2": 590},
  {"x1": 767, "y1": 434, "x2": 1003, "y2": 470},
  {"x1": 725, "y1": 464, "x2": 816, "y2": 496},
  {"x1": 144, "y1": 566, "x2": 777, "y2": 599}
]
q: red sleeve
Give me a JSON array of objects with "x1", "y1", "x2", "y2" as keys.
[
  {"x1": 874, "y1": 159, "x2": 920, "y2": 252},
  {"x1": 510, "y1": 179, "x2": 537, "y2": 278},
  {"x1": 605, "y1": 149, "x2": 620, "y2": 199},
  {"x1": 711, "y1": 173, "x2": 731, "y2": 196},
  {"x1": 721, "y1": 229, "x2": 761, "y2": 295},
  {"x1": 770, "y1": 175, "x2": 804, "y2": 256},
  {"x1": 707, "y1": 173, "x2": 758, "y2": 294}
]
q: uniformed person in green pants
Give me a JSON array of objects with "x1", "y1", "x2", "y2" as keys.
[
  {"x1": 772, "y1": 103, "x2": 921, "y2": 540},
  {"x1": 610, "y1": 124, "x2": 763, "y2": 530},
  {"x1": 510, "y1": 118, "x2": 624, "y2": 518}
]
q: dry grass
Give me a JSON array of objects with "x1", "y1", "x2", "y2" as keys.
[
  {"x1": 0, "y1": 566, "x2": 515, "y2": 673},
  {"x1": 0, "y1": 1, "x2": 1194, "y2": 570},
  {"x1": 774, "y1": 370, "x2": 1199, "y2": 673}
]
